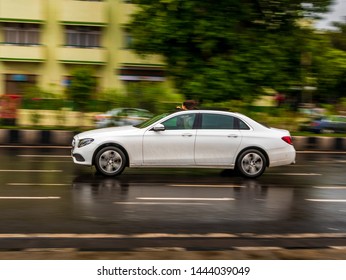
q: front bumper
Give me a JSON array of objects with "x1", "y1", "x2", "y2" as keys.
[
  {"x1": 71, "y1": 136, "x2": 94, "y2": 166},
  {"x1": 72, "y1": 153, "x2": 85, "y2": 162}
]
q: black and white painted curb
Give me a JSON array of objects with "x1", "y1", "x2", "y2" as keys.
[
  {"x1": 1, "y1": 232, "x2": 346, "y2": 252},
  {"x1": 0, "y1": 129, "x2": 345, "y2": 151},
  {"x1": 0, "y1": 129, "x2": 75, "y2": 146},
  {"x1": 292, "y1": 136, "x2": 345, "y2": 151}
]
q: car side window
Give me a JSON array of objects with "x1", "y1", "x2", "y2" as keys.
[
  {"x1": 200, "y1": 113, "x2": 250, "y2": 130},
  {"x1": 162, "y1": 113, "x2": 196, "y2": 130},
  {"x1": 235, "y1": 117, "x2": 250, "y2": 130}
]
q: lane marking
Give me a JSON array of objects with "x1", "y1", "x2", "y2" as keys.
[
  {"x1": 17, "y1": 155, "x2": 70, "y2": 158},
  {"x1": 240, "y1": 233, "x2": 346, "y2": 238},
  {"x1": 268, "y1": 173, "x2": 322, "y2": 176},
  {"x1": 297, "y1": 151, "x2": 346, "y2": 154},
  {"x1": 27, "y1": 160, "x2": 72, "y2": 163},
  {"x1": 0, "y1": 196, "x2": 60, "y2": 200},
  {"x1": 134, "y1": 247, "x2": 186, "y2": 252},
  {"x1": 0, "y1": 170, "x2": 62, "y2": 173},
  {"x1": 313, "y1": 186, "x2": 346, "y2": 189},
  {"x1": 7, "y1": 183, "x2": 69, "y2": 186},
  {"x1": 329, "y1": 246, "x2": 346, "y2": 250},
  {"x1": 114, "y1": 202, "x2": 210, "y2": 205},
  {"x1": 168, "y1": 184, "x2": 245, "y2": 188},
  {"x1": 0, "y1": 233, "x2": 238, "y2": 239},
  {"x1": 23, "y1": 248, "x2": 77, "y2": 252},
  {"x1": 0, "y1": 232, "x2": 346, "y2": 239},
  {"x1": 0, "y1": 146, "x2": 70, "y2": 149},
  {"x1": 306, "y1": 199, "x2": 346, "y2": 202},
  {"x1": 137, "y1": 197, "x2": 234, "y2": 201},
  {"x1": 232, "y1": 246, "x2": 282, "y2": 251}
]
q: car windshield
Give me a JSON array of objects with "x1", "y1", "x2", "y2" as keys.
[{"x1": 135, "y1": 113, "x2": 170, "y2": 128}]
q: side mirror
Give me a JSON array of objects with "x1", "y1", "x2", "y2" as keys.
[{"x1": 151, "y1": 124, "x2": 165, "y2": 132}]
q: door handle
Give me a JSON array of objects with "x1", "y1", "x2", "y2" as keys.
[
  {"x1": 227, "y1": 134, "x2": 239, "y2": 138},
  {"x1": 182, "y1": 133, "x2": 193, "y2": 137}
]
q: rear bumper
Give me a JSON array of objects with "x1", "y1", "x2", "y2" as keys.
[{"x1": 268, "y1": 146, "x2": 296, "y2": 167}]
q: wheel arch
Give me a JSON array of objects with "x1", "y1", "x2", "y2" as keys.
[
  {"x1": 235, "y1": 146, "x2": 270, "y2": 167},
  {"x1": 92, "y1": 143, "x2": 130, "y2": 167}
]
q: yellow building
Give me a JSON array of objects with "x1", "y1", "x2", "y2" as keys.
[{"x1": 0, "y1": 0, "x2": 165, "y2": 96}]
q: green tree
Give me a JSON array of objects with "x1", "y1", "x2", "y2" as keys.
[
  {"x1": 330, "y1": 18, "x2": 346, "y2": 51},
  {"x1": 68, "y1": 68, "x2": 96, "y2": 112},
  {"x1": 309, "y1": 33, "x2": 346, "y2": 102},
  {"x1": 127, "y1": 0, "x2": 333, "y2": 102}
]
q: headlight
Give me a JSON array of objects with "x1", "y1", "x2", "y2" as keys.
[{"x1": 78, "y1": 138, "x2": 94, "y2": 148}]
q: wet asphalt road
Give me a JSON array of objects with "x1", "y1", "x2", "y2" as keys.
[{"x1": 0, "y1": 147, "x2": 346, "y2": 252}]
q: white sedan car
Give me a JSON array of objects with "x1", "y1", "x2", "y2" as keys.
[{"x1": 72, "y1": 110, "x2": 296, "y2": 178}]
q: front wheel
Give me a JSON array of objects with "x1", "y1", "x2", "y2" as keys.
[
  {"x1": 94, "y1": 146, "x2": 126, "y2": 176},
  {"x1": 236, "y1": 149, "x2": 266, "y2": 178}
]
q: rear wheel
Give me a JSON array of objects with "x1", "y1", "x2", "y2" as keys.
[
  {"x1": 236, "y1": 149, "x2": 266, "y2": 178},
  {"x1": 95, "y1": 146, "x2": 126, "y2": 176}
]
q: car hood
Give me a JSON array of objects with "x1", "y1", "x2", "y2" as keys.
[{"x1": 75, "y1": 125, "x2": 139, "y2": 139}]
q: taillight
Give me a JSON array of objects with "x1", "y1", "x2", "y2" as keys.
[{"x1": 282, "y1": 136, "x2": 293, "y2": 145}]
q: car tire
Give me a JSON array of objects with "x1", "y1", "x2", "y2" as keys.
[
  {"x1": 95, "y1": 146, "x2": 126, "y2": 176},
  {"x1": 236, "y1": 149, "x2": 266, "y2": 178}
]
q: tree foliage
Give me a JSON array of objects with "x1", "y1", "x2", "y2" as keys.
[
  {"x1": 68, "y1": 68, "x2": 96, "y2": 111},
  {"x1": 310, "y1": 20, "x2": 346, "y2": 102},
  {"x1": 127, "y1": 0, "x2": 333, "y2": 102},
  {"x1": 330, "y1": 18, "x2": 346, "y2": 51}
]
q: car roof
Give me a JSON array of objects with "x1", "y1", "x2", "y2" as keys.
[{"x1": 171, "y1": 109, "x2": 238, "y2": 115}]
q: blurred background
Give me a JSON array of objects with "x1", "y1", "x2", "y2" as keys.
[{"x1": 0, "y1": 0, "x2": 345, "y2": 135}]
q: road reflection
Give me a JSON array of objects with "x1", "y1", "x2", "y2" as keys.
[
  {"x1": 0, "y1": 148, "x2": 345, "y2": 235},
  {"x1": 71, "y1": 174, "x2": 294, "y2": 224},
  {"x1": 73, "y1": 174, "x2": 130, "y2": 196}
]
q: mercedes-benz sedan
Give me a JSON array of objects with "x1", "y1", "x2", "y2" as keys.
[{"x1": 72, "y1": 110, "x2": 296, "y2": 178}]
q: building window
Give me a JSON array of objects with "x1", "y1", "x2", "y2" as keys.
[
  {"x1": 118, "y1": 67, "x2": 165, "y2": 96},
  {"x1": 3, "y1": 23, "x2": 40, "y2": 46},
  {"x1": 65, "y1": 26, "x2": 101, "y2": 48},
  {"x1": 119, "y1": 67, "x2": 165, "y2": 82},
  {"x1": 4, "y1": 74, "x2": 37, "y2": 95},
  {"x1": 63, "y1": 75, "x2": 99, "y2": 93}
]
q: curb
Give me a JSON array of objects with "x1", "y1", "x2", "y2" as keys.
[
  {"x1": 0, "y1": 129, "x2": 345, "y2": 151},
  {"x1": 292, "y1": 136, "x2": 346, "y2": 151},
  {"x1": 1, "y1": 248, "x2": 346, "y2": 260},
  {"x1": 0, "y1": 129, "x2": 75, "y2": 146}
]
